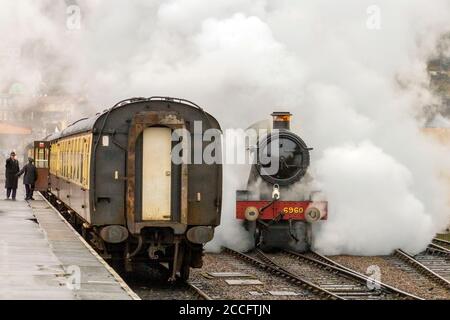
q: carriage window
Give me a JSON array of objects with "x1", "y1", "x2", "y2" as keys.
[
  {"x1": 49, "y1": 143, "x2": 56, "y2": 175},
  {"x1": 63, "y1": 141, "x2": 67, "y2": 178},
  {"x1": 76, "y1": 137, "x2": 81, "y2": 183},
  {"x1": 46, "y1": 135, "x2": 91, "y2": 187},
  {"x1": 69, "y1": 140, "x2": 74, "y2": 181}
]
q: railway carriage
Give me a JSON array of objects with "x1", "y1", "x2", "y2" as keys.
[{"x1": 30, "y1": 97, "x2": 223, "y2": 280}]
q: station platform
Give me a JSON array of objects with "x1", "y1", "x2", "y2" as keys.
[{"x1": 0, "y1": 188, "x2": 139, "y2": 300}]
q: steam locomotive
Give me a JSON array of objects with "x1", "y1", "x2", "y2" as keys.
[
  {"x1": 27, "y1": 97, "x2": 222, "y2": 280},
  {"x1": 236, "y1": 112, "x2": 327, "y2": 252}
]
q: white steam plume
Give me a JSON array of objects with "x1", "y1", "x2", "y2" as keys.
[{"x1": 1, "y1": 1, "x2": 450, "y2": 255}]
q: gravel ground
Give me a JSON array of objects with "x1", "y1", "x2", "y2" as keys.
[
  {"x1": 328, "y1": 255, "x2": 450, "y2": 300},
  {"x1": 190, "y1": 253, "x2": 326, "y2": 300}
]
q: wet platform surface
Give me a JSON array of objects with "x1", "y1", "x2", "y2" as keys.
[{"x1": 0, "y1": 190, "x2": 139, "y2": 300}]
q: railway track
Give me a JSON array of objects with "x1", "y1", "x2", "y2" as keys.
[
  {"x1": 131, "y1": 280, "x2": 211, "y2": 300},
  {"x1": 281, "y1": 250, "x2": 420, "y2": 300},
  {"x1": 186, "y1": 282, "x2": 213, "y2": 300},
  {"x1": 395, "y1": 248, "x2": 450, "y2": 287},
  {"x1": 222, "y1": 247, "x2": 342, "y2": 300},
  {"x1": 431, "y1": 238, "x2": 450, "y2": 252},
  {"x1": 122, "y1": 263, "x2": 212, "y2": 300},
  {"x1": 317, "y1": 249, "x2": 450, "y2": 299},
  {"x1": 188, "y1": 249, "x2": 334, "y2": 300}
]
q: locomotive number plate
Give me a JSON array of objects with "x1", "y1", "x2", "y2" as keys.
[{"x1": 282, "y1": 207, "x2": 304, "y2": 214}]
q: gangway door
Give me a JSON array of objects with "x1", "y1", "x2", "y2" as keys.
[{"x1": 33, "y1": 141, "x2": 50, "y2": 191}]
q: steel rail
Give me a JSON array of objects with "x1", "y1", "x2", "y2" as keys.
[
  {"x1": 431, "y1": 238, "x2": 450, "y2": 252},
  {"x1": 433, "y1": 237, "x2": 450, "y2": 249},
  {"x1": 427, "y1": 243, "x2": 450, "y2": 255},
  {"x1": 186, "y1": 282, "x2": 213, "y2": 300}
]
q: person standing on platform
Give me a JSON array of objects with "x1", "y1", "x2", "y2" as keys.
[
  {"x1": 17, "y1": 157, "x2": 38, "y2": 201},
  {"x1": 5, "y1": 151, "x2": 19, "y2": 200}
]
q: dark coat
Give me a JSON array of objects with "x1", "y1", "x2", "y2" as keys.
[
  {"x1": 5, "y1": 158, "x2": 20, "y2": 189},
  {"x1": 18, "y1": 163, "x2": 38, "y2": 185}
]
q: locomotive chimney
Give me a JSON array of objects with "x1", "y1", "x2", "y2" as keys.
[{"x1": 271, "y1": 112, "x2": 292, "y2": 130}]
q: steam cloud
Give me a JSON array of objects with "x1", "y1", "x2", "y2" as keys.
[{"x1": 1, "y1": 0, "x2": 450, "y2": 255}]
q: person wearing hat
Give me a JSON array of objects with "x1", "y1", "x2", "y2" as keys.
[
  {"x1": 5, "y1": 151, "x2": 20, "y2": 200},
  {"x1": 17, "y1": 157, "x2": 38, "y2": 200}
]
